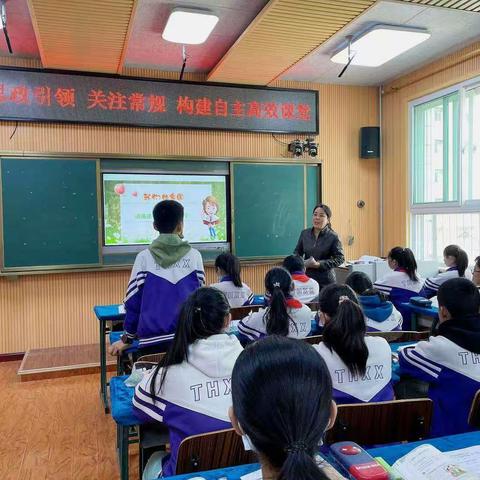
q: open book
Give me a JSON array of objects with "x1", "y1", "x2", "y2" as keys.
[{"x1": 392, "y1": 444, "x2": 480, "y2": 480}]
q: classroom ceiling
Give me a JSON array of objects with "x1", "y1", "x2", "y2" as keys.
[{"x1": 0, "y1": 0, "x2": 479, "y2": 85}]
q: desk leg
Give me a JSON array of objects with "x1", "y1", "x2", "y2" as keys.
[
  {"x1": 99, "y1": 319, "x2": 109, "y2": 414},
  {"x1": 117, "y1": 425, "x2": 129, "y2": 480}
]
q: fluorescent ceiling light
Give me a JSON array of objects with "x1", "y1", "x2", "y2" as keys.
[
  {"x1": 331, "y1": 25, "x2": 430, "y2": 67},
  {"x1": 162, "y1": 8, "x2": 219, "y2": 45}
]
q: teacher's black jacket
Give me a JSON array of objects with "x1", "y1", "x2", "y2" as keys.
[{"x1": 294, "y1": 227, "x2": 345, "y2": 286}]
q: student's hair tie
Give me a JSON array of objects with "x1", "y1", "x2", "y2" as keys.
[
  {"x1": 194, "y1": 306, "x2": 201, "y2": 313},
  {"x1": 338, "y1": 295, "x2": 349, "y2": 305},
  {"x1": 285, "y1": 441, "x2": 308, "y2": 454},
  {"x1": 273, "y1": 282, "x2": 281, "y2": 288}
]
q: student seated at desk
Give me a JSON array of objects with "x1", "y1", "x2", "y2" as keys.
[
  {"x1": 345, "y1": 271, "x2": 403, "y2": 332},
  {"x1": 133, "y1": 287, "x2": 243, "y2": 479},
  {"x1": 374, "y1": 247, "x2": 424, "y2": 329},
  {"x1": 420, "y1": 245, "x2": 469, "y2": 298},
  {"x1": 230, "y1": 336, "x2": 344, "y2": 480},
  {"x1": 283, "y1": 254, "x2": 320, "y2": 303},
  {"x1": 398, "y1": 278, "x2": 480, "y2": 437},
  {"x1": 109, "y1": 200, "x2": 204, "y2": 356},
  {"x1": 314, "y1": 285, "x2": 394, "y2": 404},
  {"x1": 210, "y1": 252, "x2": 254, "y2": 307},
  {"x1": 237, "y1": 267, "x2": 312, "y2": 344}
]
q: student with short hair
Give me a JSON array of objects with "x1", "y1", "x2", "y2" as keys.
[
  {"x1": 133, "y1": 287, "x2": 243, "y2": 478},
  {"x1": 109, "y1": 200, "x2": 204, "y2": 356},
  {"x1": 472, "y1": 256, "x2": 480, "y2": 289},
  {"x1": 237, "y1": 267, "x2": 312, "y2": 343},
  {"x1": 314, "y1": 284, "x2": 393, "y2": 404},
  {"x1": 398, "y1": 277, "x2": 480, "y2": 437},
  {"x1": 283, "y1": 254, "x2": 320, "y2": 303},
  {"x1": 345, "y1": 271, "x2": 403, "y2": 332},
  {"x1": 210, "y1": 252, "x2": 254, "y2": 307},
  {"x1": 373, "y1": 247, "x2": 424, "y2": 329},
  {"x1": 230, "y1": 336, "x2": 342, "y2": 480},
  {"x1": 420, "y1": 245, "x2": 469, "y2": 298}
]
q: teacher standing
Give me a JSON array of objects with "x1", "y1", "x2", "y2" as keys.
[{"x1": 294, "y1": 204, "x2": 345, "y2": 289}]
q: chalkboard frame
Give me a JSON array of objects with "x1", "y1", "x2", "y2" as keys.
[
  {"x1": 0, "y1": 156, "x2": 102, "y2": 272},
  {"x1": 0, "y1": 66, "x2": 319, "y2": 134}
]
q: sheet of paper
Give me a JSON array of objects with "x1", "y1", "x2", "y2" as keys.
[
  {"x1": 393, "y1": 444, "x2": 479, "y2": 480},
  {"x1": 448, "y1": 446, "x2": 480, "y2": 475},
  {"x1": 240, "y1": 469, "x2": 262, "y2": 480},
  {"x1": 118, "y1": 304, "x2": 126, "y2": 314}
]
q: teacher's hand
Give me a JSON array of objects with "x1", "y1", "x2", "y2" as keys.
[{"x1": 304, "y1": 256, "x2": 321, "y2": 269}]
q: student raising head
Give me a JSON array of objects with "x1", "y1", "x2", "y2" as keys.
[
  {"x1": 345, "y1": 271, "x2": 403, "y2": 332},
  {"x1": 283, "y1": 255, "x2": 320, "y2": 303},
  {"x1": 399, "y1": 277, "x2": 480, "y2": 437},
  {"x1": 314, "y1": 284, "x2": 393, "y2": 404},
  {"x1": 374, "y1": 246, "x2": 424, "y2": 329},
  {"x1": 237, "y1": 267, "x2": 313, "y2": 344},
  {"x1": 210, "y1": 252, "x2": 254, "y2": 307},
  {"x1": 420, "y1": 245, "x2": 469, "y2": 298},
  {"x1": 230, "y1": 336, "x2": 341, "y2": 480},
  {"x1": 133, "y1": 287, "x2": 243, "y2": 478},
  {"x1": 110, "y1": 200, "x2": 204, "y2": 356}
]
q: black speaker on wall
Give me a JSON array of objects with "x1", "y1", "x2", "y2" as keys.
[{"x1": 360, "y1": 126, "x2": 380, "y2": 158}]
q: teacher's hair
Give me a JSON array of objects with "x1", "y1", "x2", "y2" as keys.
[
  {"x1": 150, "y1": 287, "x2": 230, "y2": 399},
  {"x1": 232, "y1": 336, "x2": 333, "y2": 480},
  {"x1": 264, "y1": 267, "x2": 296, "y2": 337},
  {"x1": 313, "y1": 204, "x2": 332, "y2": 229},
  {"x1": 319, "y1": 284, "x2": 368, "y2": 377}
]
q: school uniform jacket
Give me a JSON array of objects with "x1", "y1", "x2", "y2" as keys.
[
  {"x1": 210, "y1": 276, "x2": 254, "y2": 308},
  {"x1": 237, "y1": 299, "x2": 312, "y2": 343},
  {"x1": 133, "y1": 334, "x2": 243, "y2": 477},
  {"x1": 314, "y1": 337, "x2": 394, "y2": 404},
  {"x1": 124, "y1": 247, "x2": 204, "y2": 349},
  {"x1": 398, "y1": 314, "x2": 480, "y2": 437},
  {"x1": 419, "y1": 267, "x2": 460, "y2": 298},
  {"x1": 291, "y1": 272, "x2": 320, "y2": 303},
  {"x1": 358, "y1": 295, "x2": 403, "y2": 332}
]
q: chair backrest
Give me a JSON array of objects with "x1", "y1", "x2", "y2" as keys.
[
  {"x1": 468, "y1": 389, "x2": 480, "y2": 428},
  {"x1": 367, "y1": 330, "x2": 429, "y2": 343},
  {"x1": 303, "y1": 335, "x2": 323, "y2": 345},
  {"x1": 175, "y1": 428, "x2": 257, "y2": 475},
  {"x1": 134, "y1": 352, "x2": 166, "y2": 371},
  {"x1": 326, "y1": 398, "x2": 433, "y2": 446},
  {"x1": 230, "y1": 302, "x2": 319, "y2": 321}
]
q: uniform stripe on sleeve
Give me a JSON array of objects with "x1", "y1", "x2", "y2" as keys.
[
  {"x1": 400, "y1": 347, "x2": 440, "y2": 379},
  {"x1": 127, "y1": 271, "x2": 148, "y2": 289}
]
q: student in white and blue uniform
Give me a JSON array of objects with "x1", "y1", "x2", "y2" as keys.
[
  {"x1": 109, "y1": 201, "x2": 204, "y2": 356},
  {"x1": 210, "y1": 252, "x2": 254, "y2": 307},
  {"x1": 398, "y1": 278, "x2": 480, "y2": 437},
  {"x1": 374, "y1": 247, "x2": 424, "y2": 330},
  {"x1": 237, "y1": 267, "x2": 313, "y2": 344},
  {"x1": 282, "y1": 254, "x2": 320, "y2": 303},
  {"x1": 133, "y1": 287, "x2": 243, "y2": 479},
  {"x1": 346, "y1": 271, "x2": 403, "y2": 332},
  {"x1": 314, "y1": 284, "x2": 394, "y2": 404},
  {"x1": 420, "y1": 245, "x2": 469, "y2": 298}
]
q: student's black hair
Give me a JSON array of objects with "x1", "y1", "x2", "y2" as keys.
[
  {"x1": 215, "y1": 252, "x2": 243, "y2": 288},
  {"x1": 476, "y1": 256, "x2": 480, "y2": 269},
  {"x1": 345, "y1": 271, "x2": 373, "y2": 295},
  {"x1": 312, "y1": 204, "x2": 332, "y2": 229},
  {"x1": 443, "y1": 244, "x2": 469, "y2": 277},
  {"x1": 388, "y1": 246, "x2": 419, "y2": 282},
  {"x1": 152, "y1": 200, "x2": 184, "y2": 234},
  {"x1": 361, "y1": 288, "x2": 389, "y2": 303},
  {"x1": 150, "y1": 287, "x2": 230, "y2": 398},
  {"x1": 282, "y1": 255, "x2": 305, "y2": 274},
  {"x1": 232, "y1": 336, "x2": 333, "y2": 480},
  {"x1": 319, "y1": 284, "x2": 368, "y2": 377},
  {"x1": 264, "y1": 267, "x2": 296, "y2": 337},
  {"x1": 437, "y1": 278, "x2": 480, "y2": 318}
]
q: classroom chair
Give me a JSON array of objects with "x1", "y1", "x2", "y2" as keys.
[
  {"x1": 303, "y1": 334, "x2": 323, "y2": 345},
  {"x1": 175, "y1": 428, "x2": 257, "y2": 475},
  {"x1": 325, "y1": 398, "x2": 433, "y2": 446},
  {"x1": 468, "y1": 390, "x2": 480, "y2": 429},
  {"x1": 367, "y1": 330, "x2": 429, "y2": 343}
]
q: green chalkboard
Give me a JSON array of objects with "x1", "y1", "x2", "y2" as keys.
[
  {"x1": 1, "y1": 158, "x2": 100, "y2": 269},
  {"x1": 233, "y1": 163, "x2": 317, "y2": 258}
]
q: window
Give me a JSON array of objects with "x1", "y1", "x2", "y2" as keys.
[{"x1": 410, "y1": 79, "x2": 480, "y2": 263}]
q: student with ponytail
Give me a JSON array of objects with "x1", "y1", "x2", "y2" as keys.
[
  {"x1": 420, "y1": 245, "x2": 469, "y2": 298},
  {"x1": 132, "y1": 287, "x2": 243, "y2": 479},
  {"x1": 210, "y1": 252, "x2": 254, "y2": 307},
  {"x1": 230, "y1": 336, "x2": 343, "y2": 480},
  {"x1": 314, "y1": 284, "x2": 393, "y2": 404},
  {"x1": 374, "y1": 246, "x2": 424, "y2": 329},
  {"x1": 237, "y1": 267, "x2": 312, "y2": 344}
]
